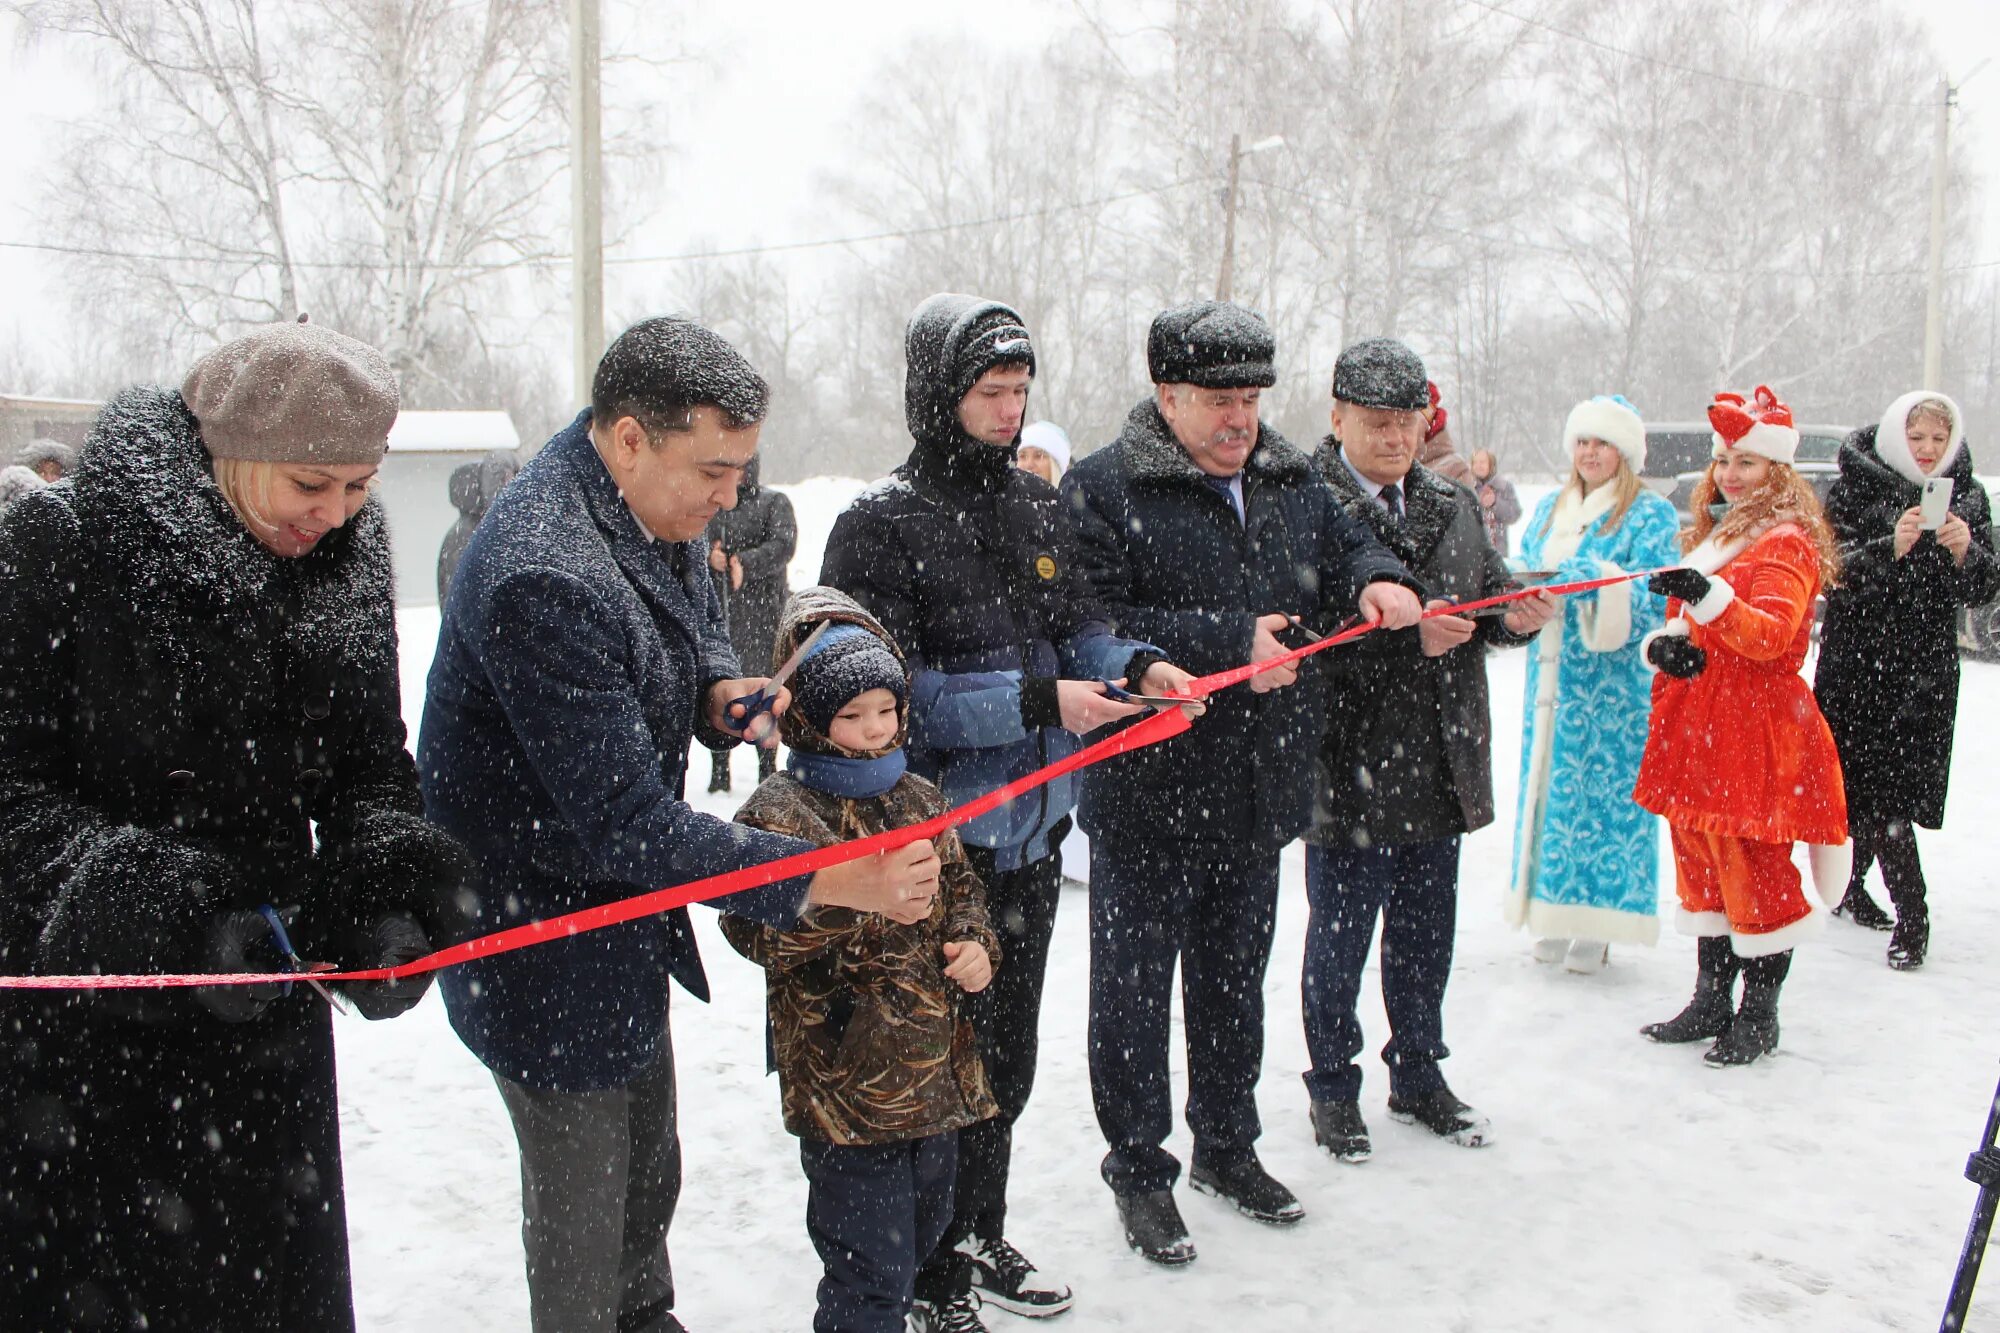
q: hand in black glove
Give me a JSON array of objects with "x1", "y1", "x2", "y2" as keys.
[
  {"x1": 338, "y1": 912, "x2": 434, "y2": 1021},
  {"x1": 1646, "y1": 634, "x2": 1707, "y2": 679},
  {"x1": 193, "y1": 909, "x2": 286, "y2": 1024},
  {"x1": 1648, "y1": 568, "x2": 1714, "y2": 605}
]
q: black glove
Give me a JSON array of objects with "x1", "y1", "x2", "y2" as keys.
[
  {"x1": 315, "y1": 810, "x2": 474, "y2": 938},
  {"x1": 192, "y1": 909, "x2": 286, "y2": 1024},
  {"x1": 1646, "y1": 635, "x2": 1707, "y2": 679},
  {"x1": 1648, "y1": 568, "x2": 1714, "y2": 605},
  {"x1": 337, "y1": 912, "x2": 434, "y2": 1021}
]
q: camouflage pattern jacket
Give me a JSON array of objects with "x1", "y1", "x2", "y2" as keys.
[{"x1": 721, "y1": 586, "x2": 1001, "y2": 1145}]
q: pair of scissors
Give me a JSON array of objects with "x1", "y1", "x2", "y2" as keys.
[
  {"x1": 256, "y1": 904, "x2": 350, "y2": 1014},
  {"x1": 729, "y1": 619, "x2": 834, "y2": 745}
]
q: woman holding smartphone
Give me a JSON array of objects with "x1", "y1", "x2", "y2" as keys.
[
  {"x1": 1813, "y1": 391, "x2": 1997, "y2": 970},
  {"x1": 1633, "y1": 386, "x2": 1847, "y2": 1067},
  {"x1": 1504, "y1": 396, "x2": 1681, "y2": 973}
]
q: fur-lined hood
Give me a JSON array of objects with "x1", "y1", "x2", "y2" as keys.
[{"x1": 770, "y1": 584, "x2": 907, "y2": 757}]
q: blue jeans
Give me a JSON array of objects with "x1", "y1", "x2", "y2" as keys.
[
  {"x1": 1087, "y1": 838, "x2": 1281, "y2": 1195},
  {"x1": 799, "y1": 1134, "x2": 957, "y2": 1333},
  {"x1": 1301, "y1": 837, "x2": 1461, "y2": 1104}
]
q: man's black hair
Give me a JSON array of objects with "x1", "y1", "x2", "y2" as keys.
[{"x1": 591, "y1": 316, "x2": 771, "y2": 437}]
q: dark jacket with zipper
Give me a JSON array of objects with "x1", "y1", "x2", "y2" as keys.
[
  {"x1": 421, "y1": 412, "x2": 815, "y2": 1094},
  {"x1": 820, "y1": 295, "x2": 1156, "y2": 872},
  {"x1": 1814, "y1": 427, "x2": 2000, "y2": 829},
  {"x1": 1061, "y1": 399, "x2": 1411, "y2": 850},
  {"x1": 721, "y1": 587, "x2": 1000, "y2": 1146},
  {"x1": 0, "y1": 385, "x2": 464, "y2": 1331},
  {"x1": 1309, "y1": 443, "x2": 1533, "y2": 849}
]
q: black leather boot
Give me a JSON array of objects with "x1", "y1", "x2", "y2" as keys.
[
  {"x1": 1705, "y1": 951, "x2": 1788, "y2": 1067},
  {"x1": 1834, "y1": 885, "x2": 1893, "y2": 931},
  {"x1": 1641, "y1": 936, "x2": 1739, "y2": 1044}
]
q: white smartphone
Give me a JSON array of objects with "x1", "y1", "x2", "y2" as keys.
[{"x1": 1921, "y1": 476, "x2": 1954, "y2": 531}]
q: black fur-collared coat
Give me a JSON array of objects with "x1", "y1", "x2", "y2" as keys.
[{"x1": 0, "y1": 386, "x2": 464, "y2": 1331}]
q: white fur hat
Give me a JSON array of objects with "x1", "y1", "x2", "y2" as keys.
[
  {"x1": 1019, "y1": 420, "x2": 1071, "y2": 474},
  {"x1": 1873, "y1": 390, "x2": 1964, "y2": 485},
  {"x1": 1563, "y1": 395, "x2": 1646, "y2": 472}
]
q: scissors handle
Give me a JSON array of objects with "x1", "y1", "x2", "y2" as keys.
[{"x1": 729, "y1": 687, "x2": 779, "y2": 744}]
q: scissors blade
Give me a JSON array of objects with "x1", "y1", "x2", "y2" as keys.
[{"x1": 765, "y1": 619, "x2": 834, "y2": 694}]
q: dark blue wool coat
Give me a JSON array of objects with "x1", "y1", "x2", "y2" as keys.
[
  {"x1": 1061, "y1": 398, "x2": 1411, "y2": 849},
  {"x1": 421, "y1": 413, "x2": 812, "y2": 1093}
]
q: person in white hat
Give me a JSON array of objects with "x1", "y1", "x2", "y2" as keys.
[
  {"x1": 1504, "y1": 396, "x2": 1682, "y2": 974},
  {"x1": 1015, "y1": 419, "x2": 1071, "y2": 486}
]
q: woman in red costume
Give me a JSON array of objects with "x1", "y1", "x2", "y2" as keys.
[{"x1": 1632, "y1": 386, "x2": 1848, "y2": 1068}]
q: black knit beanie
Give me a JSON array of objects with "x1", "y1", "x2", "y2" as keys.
[{"x1": 792, "y1": 624, "x2": 909, "y2": 735}]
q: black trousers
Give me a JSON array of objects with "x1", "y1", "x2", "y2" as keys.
[
  {"x1": 913, "y1": 831, "x2": 1065, "y2": 1293},
  {"x1": 1849, "y1": 816, "x2": 1928, "y2": 926},
  {"x1": 1087, "y1": 837, "x2": 1281, "y2": 1195},
  {"x1": 800, "y1": 1134, "x2": 956, "y2": 1333}
]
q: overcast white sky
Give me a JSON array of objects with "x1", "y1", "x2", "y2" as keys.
[{"x1": 1, "y1": 0, "x2": 1995, "y2": 382}]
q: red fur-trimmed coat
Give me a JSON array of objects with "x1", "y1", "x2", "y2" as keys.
[{"x1": 1632, "y1": 524, "x2": 1848, "y2": 846}]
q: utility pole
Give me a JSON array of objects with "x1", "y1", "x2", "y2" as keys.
[
  {"x1": 1924, "y1": 74, "x2": 1951, "y2": 389},
  {"x1": 570, "y1": 0, "x2": 604, "y2": 408},
  {"x1": 1216, "y1": 133, "x2": 1285, "y2": 304},
  {"x1": 1924, "y1": 60, "x2": 1990, "y2": 389}
]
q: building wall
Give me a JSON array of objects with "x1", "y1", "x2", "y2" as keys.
[{"x1": 376, "y1": 452, "x2": 472, "y2": 608}]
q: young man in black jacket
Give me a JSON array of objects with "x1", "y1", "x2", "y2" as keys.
[
  {"x1": 823, "y1": 293, "x2": 1196, "y2": 1328},
  {"x1": 1303, "y1": 337, "x2": 1554, "y2": 1165},
  {"x1": 1062, "y1": 302, "x2": 1421, "y2": 1267}
]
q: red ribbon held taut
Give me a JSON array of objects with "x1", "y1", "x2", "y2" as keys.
[{"x1": 0, "y1": 568, "x2": 1654, "y2": 992}]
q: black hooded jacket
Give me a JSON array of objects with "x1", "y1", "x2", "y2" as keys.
[
  {"x1": 1814, "y1": 426, "x2": 2000, "y2": 828},
  {"x1": 820, "y1": 294, "x2": 1155, "y2": 869},
  {"x1": 706, "y1": 455, "x2": 798, "y2": 671},
  {"x1": 0, "y1": 386, "x2": 465, "y2": 1329}
]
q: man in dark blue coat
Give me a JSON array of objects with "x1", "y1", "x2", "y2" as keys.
[
  {"x1": 1061, "y1": 302, "x2": 1421, "y2": 1266},
  {"x1": 419, "y1": 317, "x2": 942, "y2": 1333}
]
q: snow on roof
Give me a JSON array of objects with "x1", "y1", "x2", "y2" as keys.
[{"x1": 387, "y1": 409, "x2": 521, "y2": 454}]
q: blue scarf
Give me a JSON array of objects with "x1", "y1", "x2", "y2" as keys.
[{"x1": 787, "y1": 748, "x2": 908, "y2": 799}]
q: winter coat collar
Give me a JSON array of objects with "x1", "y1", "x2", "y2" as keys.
[
  {"x1": 1539, "y1": 482, "x2": 1620, "y2": 568},
  {"x1": 1313, "y1": 435, "x2": 1456, "y2": 561},
  {"x1": 1872, "y1": 391, "x2": 1966, "y2": 486},
  {"x1": 1114, "y1": 396, "x2": 1313, "y2": 488},
  {"x1": 68, "y1": 384, "x2": 391, "y2": 672}
]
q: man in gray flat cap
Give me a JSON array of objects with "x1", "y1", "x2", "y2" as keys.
[
  {"x1": 1061, "y1": 302, "x2": 1421, "y2": 1267},
  {"x1": 1302, "y1": 337, "x2": 1554, "y2": 1167}
]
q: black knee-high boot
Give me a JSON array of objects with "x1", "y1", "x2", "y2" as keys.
[
  {"x1": 1705, "y1": 950, "x2": 1789, "y2": 1067},
  {"x1": 1878, "y1": 820, "x2": 1929, "y2": 970},
  {"x1": 1641, "y1": 936, "x2": 1741, "y2": 1044},
  {"x1": 1835, "y1": 822, "x2": 1893, "y2": 930}
]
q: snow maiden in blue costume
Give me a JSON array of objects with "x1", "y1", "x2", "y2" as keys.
[{"x1": 1504, "y1": 396, "x2": 1681, "y2": 970}]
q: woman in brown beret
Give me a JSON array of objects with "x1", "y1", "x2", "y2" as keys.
[{"x1": 0, "y1": 321, "x2": 470, "y2": 1330}]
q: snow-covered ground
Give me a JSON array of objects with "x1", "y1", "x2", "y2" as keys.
[{"x1": 342, "y1": 477, "x2": 2000, "y2": 1330}]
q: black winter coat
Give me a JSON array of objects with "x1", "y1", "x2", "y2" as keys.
[
  {"x1": 0, "y1": 387, "x2": 465, "y2": 1331},
  {"x1": 707, "y1": 457, "x2": 797, "y2": 672},
  {"x1": 1062, "y1": 400, "x2": 1410, "y2": 849},
  {"x1": 1814, "y1": 427, "x2": 2000, "y2": 829},
  {"x1": 1309, "y1": 445, "x2": 1532, "y2": 849},
  {"x1": 437, "y1": 450, "x2": 519, "y2": 603}
]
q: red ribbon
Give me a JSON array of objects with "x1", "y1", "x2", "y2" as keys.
[{"x1": 1, "y1": 568, "x2": 1653, "y2": 992}]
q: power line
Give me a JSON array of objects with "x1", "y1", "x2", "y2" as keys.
[
  {"x1": 1456, "y1": 0, "x2": 1932, "y2": 110},
  {"x1": 0, "y1": 178, "x2": 1203, "y2": 275}
]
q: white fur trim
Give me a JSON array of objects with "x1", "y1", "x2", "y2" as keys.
[
  {"x1": 1564, "y1": 398, "x2": 1647, "y2": 472},
  {"x1": 1681, "y1": 534, "x2": 1753, "y2": 576},
  {"x1": 1808, "y1": 841, "x2": 1853, "y2": 909},
  {"x1": 1711, "y1": 420, "x2": 1800, "y2": 465},
  {"x1": 1875, "y1": 390, "x2": 1964, "y2": 486},
  {"x1": 1683, "y1": 576, "x2": 1735, "y2": 625},
  {"x1": 1578, "y1": 558, "x2": 1632, "y2": 652},
  {"x1": 1676, "y1": 908, "x2": 1730, "y2": 937},
  {"x1": 1637, "y1": 618, "x2": 1688, "y2": 676},
  {"x1": 1525, "y1": 900, "x2": 1661, "y2": 946},
  {"x1": 1730, "y1": 910, "x2": 1825, "y2": 958}
]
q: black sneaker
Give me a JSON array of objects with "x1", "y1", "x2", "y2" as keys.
[
  {"x1": 1189, "y1": 1156, "x2": 1305, "y2": 1225},
  {"x1": 955, "y1": 1235, "x2": 1074, "y2": 1317},
  {"x1": 1387, "y1": 1087, "x2": 1494, "y2": 1148},
  {"x1": 1114, "y1": 1189, "x2": 1196, "y2": 1266},
  {"x1": 1888, "y1": 915, "x2": 1929, "y2": 971},
  {"x1": 1310, "y1": 1099, "x2": 1372, "y2": 1163},
  {"x1": 909, "y1": 1291, "x2": 987, "y2": 1333}
]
